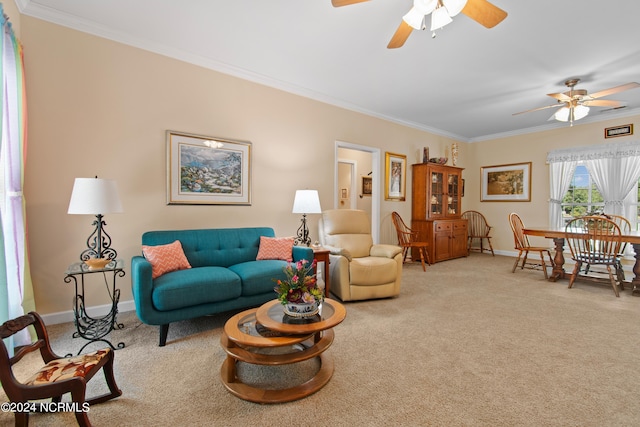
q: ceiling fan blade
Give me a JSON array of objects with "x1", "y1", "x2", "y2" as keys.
[
  {"x1": 387, "y1": 20, "x2": 413, "y2": 49},
  {"x1": 588, "y1": 82, "x2": 640, "y2": 99},
  {"x1": 331, "y1": 0, "x2": 370, "y2": 6},
  {"x1": 546, "y1": 92, "x2": 572, "y2": 102},
  {"x1": 461, "y1": 0, "x2": 508, "y2": 28},
  {"x1": 513, "y1": 103, "x2": 564, "y2": 116},
  {"x1": 582, "y1": 99, "x2": 622, "y2": 108}
]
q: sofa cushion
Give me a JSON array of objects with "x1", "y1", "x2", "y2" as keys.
[
  {"x1": 152, "y1": 267, "x2": 241, "y2": 311},
  {"x1": 142, "y1": 228, "x2": 277, "y2": 268},
  {"x1": 256, "y1": 236, "x2": 294, "y2": 261},
  {"x1": 142, "y1": 240, "x2": 191, "y2": 279},
  {"x1": 229, "y1": 260, "x2": 289, "y2": 297},
  {"x1": 349, "y1": 257, "x2": 397, "y2": 286}
]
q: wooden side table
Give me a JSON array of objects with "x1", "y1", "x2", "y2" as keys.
[{"x1": 312, "y1": 247, "x2": 330, "y2": 297}]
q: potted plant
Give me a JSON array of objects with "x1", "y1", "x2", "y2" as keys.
[{"x1": 273, "y1": 259, "x2": 323, "y2": 317}]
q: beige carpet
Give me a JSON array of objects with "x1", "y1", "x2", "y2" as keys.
[{"x1": 2, "y1": 254, "x2": 640, "y2": 427}]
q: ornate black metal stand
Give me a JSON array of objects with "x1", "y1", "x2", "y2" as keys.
[
  {"x1": 64, "y1": 260, "x2": 125, "y2": 355},
  {"x1": 294, "y1": 214, "x2": 311, "y2": 246}
]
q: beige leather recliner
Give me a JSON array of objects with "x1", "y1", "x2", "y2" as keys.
[{"x1": 318, "y1": 209, "x2": 403, "y2": 301}]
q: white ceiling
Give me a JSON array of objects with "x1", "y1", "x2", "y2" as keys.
[{"x1": 16, "y1": 0, "x2": 640, "y2": 142}]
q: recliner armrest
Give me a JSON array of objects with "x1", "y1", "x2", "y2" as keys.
[
  {"x1": 370, "y1": 244, "x2": 402, "y2": 259},
  {"x1": 323, "y1": 244, "x2": 352, "y2": 261}
]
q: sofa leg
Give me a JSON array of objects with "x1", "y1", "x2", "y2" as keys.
[{"x1": 159, "y1": 324, "x2": 169, "y2": 347}]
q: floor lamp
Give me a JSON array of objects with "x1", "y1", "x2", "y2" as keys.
[
  {"x1": 68, "y1": 177, "x2": 123, "y2": 269},
  {"x1": 292, "y1": 190, "x2": 322, "y2": 246}
]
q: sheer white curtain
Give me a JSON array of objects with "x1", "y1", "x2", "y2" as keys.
[
  {"x1": 548, "y1": 161, "x2": 577, "y2": 229},
  {"x1": 0, "y1": 8, "x2": 33, "y2": 351}
]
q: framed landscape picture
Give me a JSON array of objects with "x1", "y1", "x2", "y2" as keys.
[
  {"x1": 166, "y1": 130, "x2": 252, "y2": 205},
  {"x1": 481, "y1": 162, "x2": 531, "y2": 202},
  {"x1": 385, "y1": 152, "x2": 406, "y2": 201}
]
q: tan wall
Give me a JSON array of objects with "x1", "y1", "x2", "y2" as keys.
[
  {"x1": 463, "y1": 118, "x2": 640, "y2": 252},
  {"x1": 19, "y1": 14, "x2": 640, "y2": 317},
  {"x1": 21, "y1": 16, "x2": 458, "y2": 316},
  {"x1": 3, "y1": 0, "x2": 20, "y2": 37}
]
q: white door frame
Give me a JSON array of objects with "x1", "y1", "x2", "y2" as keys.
[{"x1": 335, "y1": 140, "x2": 381, "y2": 243}]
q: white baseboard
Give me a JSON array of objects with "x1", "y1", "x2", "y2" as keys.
[{"x1": 40, "y1": 299, "x2": 136, "y2": 325}]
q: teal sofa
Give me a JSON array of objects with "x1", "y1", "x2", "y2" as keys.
[{"x1": 131, "y1": 227, "x2": 313, "y2": 346}]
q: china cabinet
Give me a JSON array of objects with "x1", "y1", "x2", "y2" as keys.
[{"x1": 411, "y1": 163, "x2": 468, "y2": 263}]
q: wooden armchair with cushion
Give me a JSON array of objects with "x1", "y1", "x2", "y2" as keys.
[
  {"x1": 318, "y1": 209, "x2": 403, "y2": 301},
  {"x1": 0, "y1": 312, "x2": 122, "y2": 427}
]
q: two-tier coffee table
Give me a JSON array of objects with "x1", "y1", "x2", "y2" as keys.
[{"x1": 220, "y1": 298, "x2": 346, "y2": 403}]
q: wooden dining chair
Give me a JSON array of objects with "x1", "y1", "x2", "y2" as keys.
[
  {"x1": 391, "y1": 211, "x2": 430, "y2": 271},
  {"x1": 581, "y1": 214, "x2": 629, "y2": 285},
  {"x1": 0, "y1": 312, "x2": 122, "y2": 427},
  {"x1": 461, "y1": 210, "x2": 494, "y2": 256},
  {"x1": 508, "y1": 212, "x2": 553, "y2": 279},
  {"x1": 565, "y1": 216, "x2": 623, "y2": 296}
]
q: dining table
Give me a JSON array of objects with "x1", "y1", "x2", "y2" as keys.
[{"x1": 523, "y1": 226, "x2": 640, "y2": 295}]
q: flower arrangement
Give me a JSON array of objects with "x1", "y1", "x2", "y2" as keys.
[{"x1": 273, "y1": 259, "x2": 323, "y2": 305}]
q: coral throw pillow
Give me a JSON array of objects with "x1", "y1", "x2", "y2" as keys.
[
  {"x1": 142, "y1": 240, "x2": 191, "y2": 279},
  {"x1": 256, "y1": 236, "x2": 294, "y2": 262}
]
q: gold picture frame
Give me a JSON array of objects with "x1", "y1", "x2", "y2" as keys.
[
  {"x1": 481, "y1": 162, "x2": 531, "y2": 202},
  {"x1": 166, "y1": 130, "x2": 252, "y2": 205},
  {"x1": 385, "y1": 152, "x2": 406, "y2": 201}
]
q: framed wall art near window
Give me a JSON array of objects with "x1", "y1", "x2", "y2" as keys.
[
  {"x1": 361, "y1": 176, "x2": 372, "y2": 196},
  {"x1": 604, "y1": 124, "x2": 633, "y2": 139},
  {"x1": 385, "y1": 152, "x2": 406, "y2": 201},
  {"x1": 166, "y1": 130, "x2": 252, "y2": 205},
  {"x1": 481, "y1": 162, "x2": 531, "y2": 202}
]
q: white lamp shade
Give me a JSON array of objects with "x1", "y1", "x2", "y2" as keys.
[
  {"x1": 292, "y1": 190, "x2": 322, "y2": 214},
  {"x1": 431, "y1": 5, "x2": 453, "y2": 30},
  {"x1": 68, "y1": 178, "x2": 123, "y2": 215},
  {"x1": 403, "y1": 7, "x2": 425, "y2": 30},
  {"x1": 553, "y1": 106, "x2": 570, "y2": 122},
  {"x1": 573, "y1": 104, "x2": 590, "y2": 120}
]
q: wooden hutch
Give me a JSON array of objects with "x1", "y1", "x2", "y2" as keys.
[{"x1": 411, "y1": 163, "x2": 468, "y2": 263}]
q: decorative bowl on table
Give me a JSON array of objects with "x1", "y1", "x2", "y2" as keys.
[
  {"x1": 84, "y1": 258, "x2": 111, "y2": 270},
  {"x1": 429, "y1": 157, "x2": 448, "y2": 165}
]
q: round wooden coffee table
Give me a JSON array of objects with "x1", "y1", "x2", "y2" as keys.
[{"x1": 220, "y1": 298, "x2": 346, "y2": 403}]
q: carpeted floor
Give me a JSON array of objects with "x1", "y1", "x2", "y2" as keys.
[{"x1": 2, "y1": 254, "x2": 640, "y2": 426}]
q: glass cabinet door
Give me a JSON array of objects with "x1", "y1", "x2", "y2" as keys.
[
  {"x1": 430, "y1": 171, "x2": 444, "y2": 216},
  {"x1": 447, "y1": 173, "x2": 459, "y2": 216}
]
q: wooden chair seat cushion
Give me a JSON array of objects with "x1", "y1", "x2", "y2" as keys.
[{"x1": 25, "y1": 348, "x2": 110, "y2": 386}]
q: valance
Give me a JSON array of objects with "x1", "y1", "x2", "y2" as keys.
[{"x1": 546, "y1": 140, "x2": 640, "y2": 163}]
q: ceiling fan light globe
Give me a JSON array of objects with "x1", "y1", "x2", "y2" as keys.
[
  {"x1": 430, "y1": 6, "x2": 453, "y2": 31},
  {"x1": 403, "y1": 7, "x2": 426, "y2": 30},
  {"x1": 573, "y1": 105, "x2": 590, "y2": 120},
  {"x1": 414, "y1": 0, "x2": 438, "y2": 14},
  {"x1": 442, "y1": 0, "x2": 468, "y2": 17},
  {"x1": 554, "y1": 107, "x2": 570, "y2": 122}
]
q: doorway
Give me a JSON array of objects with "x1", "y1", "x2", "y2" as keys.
[
  {"x1": 335, "y1": 141, "x2": 381, "y2": 243},
  {"x1": 337, "y1": 159, "x2": 357, "y2": 210}
]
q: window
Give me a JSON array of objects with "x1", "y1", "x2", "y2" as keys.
[
  {"x1": 561, "y1": 164, "x2": 603, "y2": 224},
  {"x1": 561, "y1": 163, "x2": 640, "y2": 230}
]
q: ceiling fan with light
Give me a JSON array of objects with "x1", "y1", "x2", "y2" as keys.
[
  {"x1": 513, "y1": 79, "x2": 640, "y2": 126},
  {"x1": 331, "y1": 0, "x2": 508, "y2": 48}
]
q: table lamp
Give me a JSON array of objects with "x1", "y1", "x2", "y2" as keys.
[
  {"x1": 68, "y1": 177, "x2": 123, "y2": 269},
  {"x1": 292, "y1": 190, "x2": 322, "y2": 246}
]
